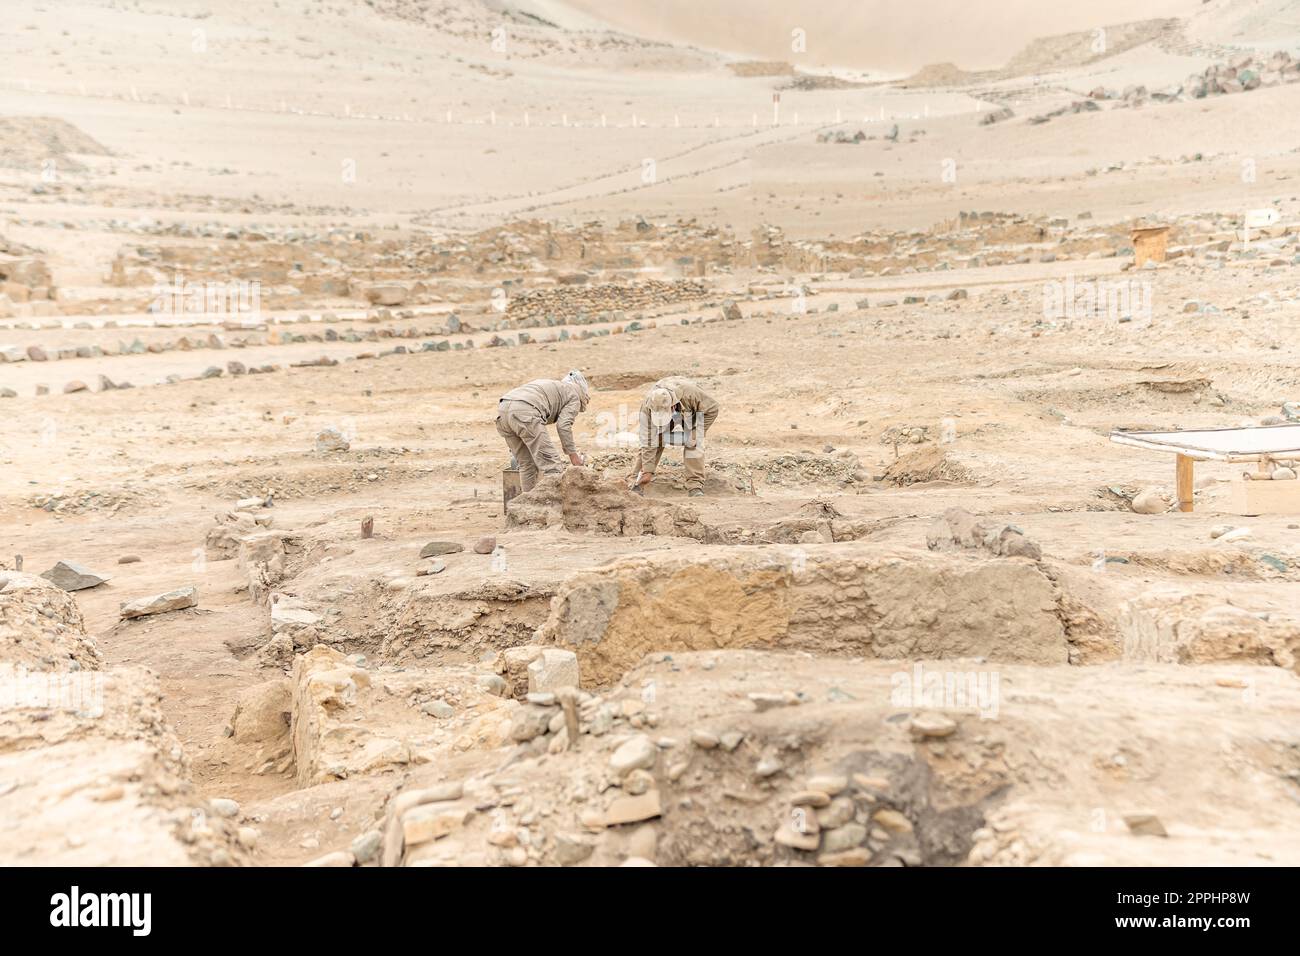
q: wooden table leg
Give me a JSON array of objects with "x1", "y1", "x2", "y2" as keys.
[{"x1": 1176, "y1": 454, "x2": 1194, "y2": 512}]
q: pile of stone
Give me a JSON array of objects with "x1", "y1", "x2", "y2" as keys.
[
  {"x1": 1088, "y1": 51, "x2": 1300, "y2": 107},
  {"x1": 0, "y1": 255, "x2": 55, "y2": 309},
  {"x1": 97, "y1": 216, "x2": 754, "y2": 316},
  {"x1": 815, "y1": 129, "x2": 867, "y2": 144},
  {"x1": 504, "y1": 468, "x2": 717, "y2": 541},
  {"x1": 505, "y1": 279, "x2": 710, "y2": 325},
  {"x1": 881, "y1": 423, "x2": 930, "y2": 446},
  {"x1": 925, "y1": 507, "x2": 1043, "y2": 561},
  {"x1": 376, "y1": 646, "x2": 684, "y2": 867},
  {"x1": 0, "y1": 572, "x2": 100, "y2": 669},
  {"x1": 1185, "y1": 50, "x2": 1300, "y2": 97},
  {"x1": 1027, "y1": 99, "x2": 1100, "y2": 125},
  {"x1": 66, "y1": 210, "x2": 1194, "y2": 326},
  {"x1": 772, "y1": 771, "x2": 923, "y2": 865}
]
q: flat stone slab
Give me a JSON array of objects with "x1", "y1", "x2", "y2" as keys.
[
  {"x1": 420, "y1": 540, "x2": 464, "y2": 558},
  {"x1": 270, "y1": 597, "x2": 321, "y2": 631},
  {"x1": 120, "y1": 586, "x2": 197, "y2": 620},
  {"x1": 39, "y1": 560, "x2": 110, "y2": 592}
]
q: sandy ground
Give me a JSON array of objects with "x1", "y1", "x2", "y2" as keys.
[{"x1": 3, "y1": 0, "x2": 1300, "y2": 868}]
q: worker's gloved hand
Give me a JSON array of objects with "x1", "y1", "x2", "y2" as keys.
[{"x1": 569, "y1": 452, "x2": 586, "y2": 466}]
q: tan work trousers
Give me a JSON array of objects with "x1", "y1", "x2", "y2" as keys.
[
  {"x1": 632, "y1": 419, "x2": 713, "y2": 491},
  {"x1": 496, "y1": 399, "x2": 564, "y2": 491}
]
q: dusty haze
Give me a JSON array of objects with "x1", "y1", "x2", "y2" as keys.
[{"x1": 560, "y1": 0, "x2": 1205, "y2": 72}]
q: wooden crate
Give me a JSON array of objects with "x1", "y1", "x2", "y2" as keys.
[
  {"x1": 1227, "y1": 477, "x2": 1300, "y2": 515},
  {"x1": 502, "y1": 467, "x2": 522, "y2": 514},
  {"x1": 1131, "y1": 226, "x2": 1169, "y2": 267}
]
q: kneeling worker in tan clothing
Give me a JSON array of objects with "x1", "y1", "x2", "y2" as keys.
[
  {"x1": 629, "y1": 376, "x2": 719, "y2": 497},
  {"x1": 496, "y1": 369, "x2": 590, "y2": 491}
]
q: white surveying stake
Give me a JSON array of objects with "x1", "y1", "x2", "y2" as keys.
[{"x1": 1242, "y1": 207, "x2": 1280, "y2": 247}]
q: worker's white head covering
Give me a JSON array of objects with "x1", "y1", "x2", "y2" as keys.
[
  {"x1": 645, "y1": 385, "x2": 675, "y2": 428},
  {"x1": 563, "y1": 369, "x2": 590, "y2": 410}
]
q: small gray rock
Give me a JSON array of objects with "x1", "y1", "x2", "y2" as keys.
[
  {"x1": 350, "y1": 830, "x2": 383, "y2": 863},
  {"x1": 719, "y1": 731, "x2": 745, "y2": 752},
  {"x1": 510, "y1": 704, "x2": 556, "y2": 742},
  {"x1": 690, "y1": 730, "x2": 719, "y2": 749},
  {"x1": 420, "y1": 541, "x2": 464, "y2": 558},
  {"x1": 610, "y1": 735, "x2": 658, "y2": 775},
  {"x1": 210, "y1": 798, "x2": 240, "y2": 818},
  {"x1": 555, "y1": 832, "x2": 596, "y2": 865},
  {"x1": 422, "y1": 700, "x2": 454, "y2": 719},
  {"x1": 315, "y1": 426, "x2": 350, "y2": 452},
  {"x1": 527, "y1": 648, "x2": 579, "y2": 693},
  {"x1": 821, "y1": 822, "x2": 868, "y2": 852},
  {"x1": 1131, "y1": 489, "x2": 1168, "y2": 515},
  {"x1": 477, "y1": 674, "x2": 508, "y2": 697}
]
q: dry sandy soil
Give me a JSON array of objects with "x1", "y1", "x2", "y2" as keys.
[{"x1": 2, "y1": 0, "x2": 1300, "y2": 868}]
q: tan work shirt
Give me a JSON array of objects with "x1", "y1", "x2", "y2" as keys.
[
  {"x1": 500, "y1": 379, "x2": 583, "y2": 455},
  {"x1": 637, "y1": 377, "x2": 720, "y2": 450}
]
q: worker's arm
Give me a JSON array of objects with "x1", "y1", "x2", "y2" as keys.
[
  {"x1": 555, "y1": 393, "x2": 582, "y2": 459},
  {"x1": 636, "y1": 404, "x2": 656, "y2": 453},
  {"x1": 632, "y1": 451, "x2": 661, "y2": 484},
  {"x1": 699, "y1": 396, "x2": 719, "y2": 432}
]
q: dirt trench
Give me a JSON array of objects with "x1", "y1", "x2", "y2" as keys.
[{"x1": 535, "y1": 543, "x2": 1078, "y2": 686}]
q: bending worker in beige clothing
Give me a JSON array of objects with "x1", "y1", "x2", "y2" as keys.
[
  {"x1": 629, "y1": 376, "x2": 719, "y2": 497},
  {"x1": 496, "y1": 370, "x2": 590, "y2": 491}
]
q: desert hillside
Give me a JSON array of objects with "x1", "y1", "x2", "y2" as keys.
[{"x1": 559, "y1": 0, "x2": 1207, "y2": 72}]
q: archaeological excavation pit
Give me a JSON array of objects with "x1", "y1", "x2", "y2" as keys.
[
  {"x1": 7, "y1": 2, "x2": 1300, "y2": 917},
  {"x1": 534, "y1": 543, "x2": 1075, "y2": 686}
]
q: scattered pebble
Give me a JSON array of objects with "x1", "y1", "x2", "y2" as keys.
[
  {"x1": 210, "y1": 798, "x2": 240, "y2": 818},
  {"x1": 1123, "y1": 813, "x2": 1168, "y2": 837}
]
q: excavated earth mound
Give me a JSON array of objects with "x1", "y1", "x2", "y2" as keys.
[
  {"x1": 0, "y1": 573, "x2": 100, "y2": 670},
  {"x1": 0, "y1": 666, "x2": 249, "y2": 866},
  {"x1": 537, "y1": 544, "x2": 1073, "y2": 686},
  {"x1": 0, "y1": 116, "x2": 113, "y2": 172},
  {"x1": 506, "y1": 469, "x2": 719, "y2": 540},
  {"x1": 0, "y1": 576, "x2": 246, "y2": 865},
  {"x1": 881, "y1": 446, "x2": 976, "y2": 486},
  {"x1": 1121, "y1": 588, "x2": 1300, "y2": 673}
]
